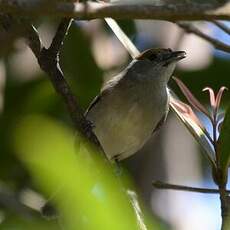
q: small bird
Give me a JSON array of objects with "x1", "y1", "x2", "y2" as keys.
[{"x1": 85, "y1": 48, "x2": 186, "y2": 161}]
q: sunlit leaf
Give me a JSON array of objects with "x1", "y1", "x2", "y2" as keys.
[
  {"x1": 169, "y1": 94, "x2": 216, "y2": 168},
  {"x1": 169, "y1": 97, "x2": 205, "y2": 131},
  {"x1": 217, "y1": 112, "x2": 225, "y2": 123},
  {"x1": 127, "y1": 190, "x2": 147, "y2": 230},
  {"x1": 203, "y1": 87, "x2": 216, "y2": 113},
  {"x1": 173, "y1": 77, "x2": 212, "y2": 120},
  {"x1": 218, "y1": 106, "x2": 230, "y2": 175},
  {"x1": 1, "y1": 215, "x2": 59, "y2": 230},
  {"x1": 217, "y1": 112, "x2": 225, "y2": 133},
  {"x1": 13, "y1": 115, "x2": 159, "y2": 230},
  {"x1": 0, "y1": 78, "x2": 59, "y2": 184},
  {"x1": 215, "y1": 87, "x2": 228, "y2": 114}
]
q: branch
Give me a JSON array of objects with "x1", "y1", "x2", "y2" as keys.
[
  {"x1": 48, "y1": 18, "x2": 72, "y2": 56},
  {"x1": 218, "y1": 185, "x2": 230, "y2": 230},
  {"x1": 0, "y1": 1, "x2": 230, "y2": 21},
  {"x1": 154, "y1": 180, "x2": 230, "y2": 227},
  {"x1": 177, "y1": 22, "x2": 230, "y2": 53},
  {"x1": 152, "y1": 181, "x2": 230, "y2": 194},
  {"x1": 29, "y1": 18, "x2": 103, "y2": 150},
  {"x1": 0, "y1": 14, "x2": 39, "y2": 56},
  {"x1": 0, "y1": 15, "x2": 103, "y2": 151},
  {"x1": 212, "y1": 20, "x2": 230, "y2": 35}
]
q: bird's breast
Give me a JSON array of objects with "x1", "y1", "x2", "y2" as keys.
[{"x1": 87, "y1": 84, "x2": 169, "y2": 160}]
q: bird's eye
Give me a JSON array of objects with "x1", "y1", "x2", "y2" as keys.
[{"x1": 148, "y1": 53, "x2": 157, "y2": 61}]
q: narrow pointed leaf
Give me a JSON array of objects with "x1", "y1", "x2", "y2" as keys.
[
  {"x1": 170, "y1": 98, "x2": 205, "y2": 131},
  {"x1": 169, "y1": 95, "x2": 216, "y2": 168},
  {"x1": 173, "y1": 77, "x2": 212, "y2": 120},
  {"x1": 215, "y1": 86, "x2": 228, "y2": 114},
  {"x1": 203, "y1": 87, "x2": 217, "y2": 120},
  {"x1": 169, "y1": 96, "x2": 213, "y2": 145},
  {"x1": 217, "y1": 112, "x2": 225, "y2": 123},
  {"x1": 218, "y1": 106, "x2": 230, "y2": 175},
  {"x1": 203, "y1": 87, "x2": 216, "y2": 110},
  {"x1": 218, "y1": 120, "x2": 223, "y2": 133},
  {"x1": 217, "y1": 112, "x2": 225, "y2": 134}
]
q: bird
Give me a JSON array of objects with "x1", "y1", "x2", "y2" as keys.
[{"x1": 85, "y1": 48, "x2": 186, "y2": 161}]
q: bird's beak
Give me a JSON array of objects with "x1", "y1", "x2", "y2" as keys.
[
  {"x1": 168, "y1": 51, "x2": 186, "y2": 62},
  {"x1": 161, "y1": 50, "x2": 186, "y2": 66}
]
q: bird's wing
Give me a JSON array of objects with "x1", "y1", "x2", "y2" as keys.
[
  {"x1": 84, "y1": 93, "x2": 102, "y2": 116},
  {"x1": 152, "y1": 113, "x2": 168, "y2": 134},
  {"x1": 85, "y1": 72, "x2": 124, "y2": 116}
]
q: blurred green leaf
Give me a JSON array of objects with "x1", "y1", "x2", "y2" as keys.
[
  {"x1": 1, "y1": 215, "x2": 60, "y2": 230},
  {"x1": 219, "y1": 105, "x2": 230, "y2": 173},
  {"x1": 13, "y1": 115, "x2": 159, "y2": 229},
  {"x1": 0, "y1": 77, "x2": 64, "y2": 184}
]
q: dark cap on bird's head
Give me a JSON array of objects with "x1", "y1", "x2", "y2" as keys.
[{"x1": 136, "y1": 48, "x2": 186, "y2": 66}]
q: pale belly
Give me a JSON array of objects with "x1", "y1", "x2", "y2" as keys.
[{"x1": 87, "y1": 92, "x2": 168, "y2": 161}]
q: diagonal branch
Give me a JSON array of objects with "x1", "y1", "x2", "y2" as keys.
[
  {"x1": 177, "y1": 22, "x2": 230, "y2": 53},
  {"x1": 29, "y1": 18, "x2": 104, "y2": 151},
  {"x1": 48, "y1": 18, "x2": 73, "y2": 56},
  {"x1": 0, "y1": 15, "x2": 104, "y2": 152},
  {"x1": 0, "y1": 1, "x2": 230, "y2": 21},
  {"x1": 212, "y1": 20, "x2": 230, "y2": 35},
  {"x1": 153, "y1": 181, "x2": 230, "y2": 194}
]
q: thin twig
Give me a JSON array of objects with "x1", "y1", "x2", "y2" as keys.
[
  {"x1": 48, "y1": 18, "x2": 73, "y2": 56},
  {"x1": 0, "y1": 15, "x2": 104, "y2": 152},
  {"x1": 26, "y1": 24, "x2": 42, "y2": 57},
  {"x1": 212, "y1": 20, "x2": 230, "y2": 35},
  {"x1": 0, "y1": 1, "x2": 230, "y2": 20},
  {"x1": 177, "y1": 22, "x2": 230, "y2": 53},
  {"x1": 31, "y1": 18, "x2": 103, "y2": 151},
  {"x1": 152, "y1": 181, "x2": 230, "y2": 194}
]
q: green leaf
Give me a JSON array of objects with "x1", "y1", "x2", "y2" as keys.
[
  {"x1": 219, "y1": 105, "x2": 230, "y2": 173},
  {"x1": 13, "y1": 115, "x2": 160, "y2": 230},
  {"x1": 0, "y1": 77, "x2": 60, "y2": 184},
  {"x1": 1, "y1": 215, "x2": 60, "y2": 230}
]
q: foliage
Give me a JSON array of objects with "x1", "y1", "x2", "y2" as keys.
[
  {"x1": 12, "y1": 115, "x2": 159, "y2": 230},
  {"x1": 0, "y1": 2, "x2": 229, "y2": 229}
]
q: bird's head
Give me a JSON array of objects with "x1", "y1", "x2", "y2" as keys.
[
  {"x1": 135, "y1": 48, "x2": 186, "y2": 82},
  {"x1": 136, "y1": 48, "x2": 186, "y2": 65}
]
